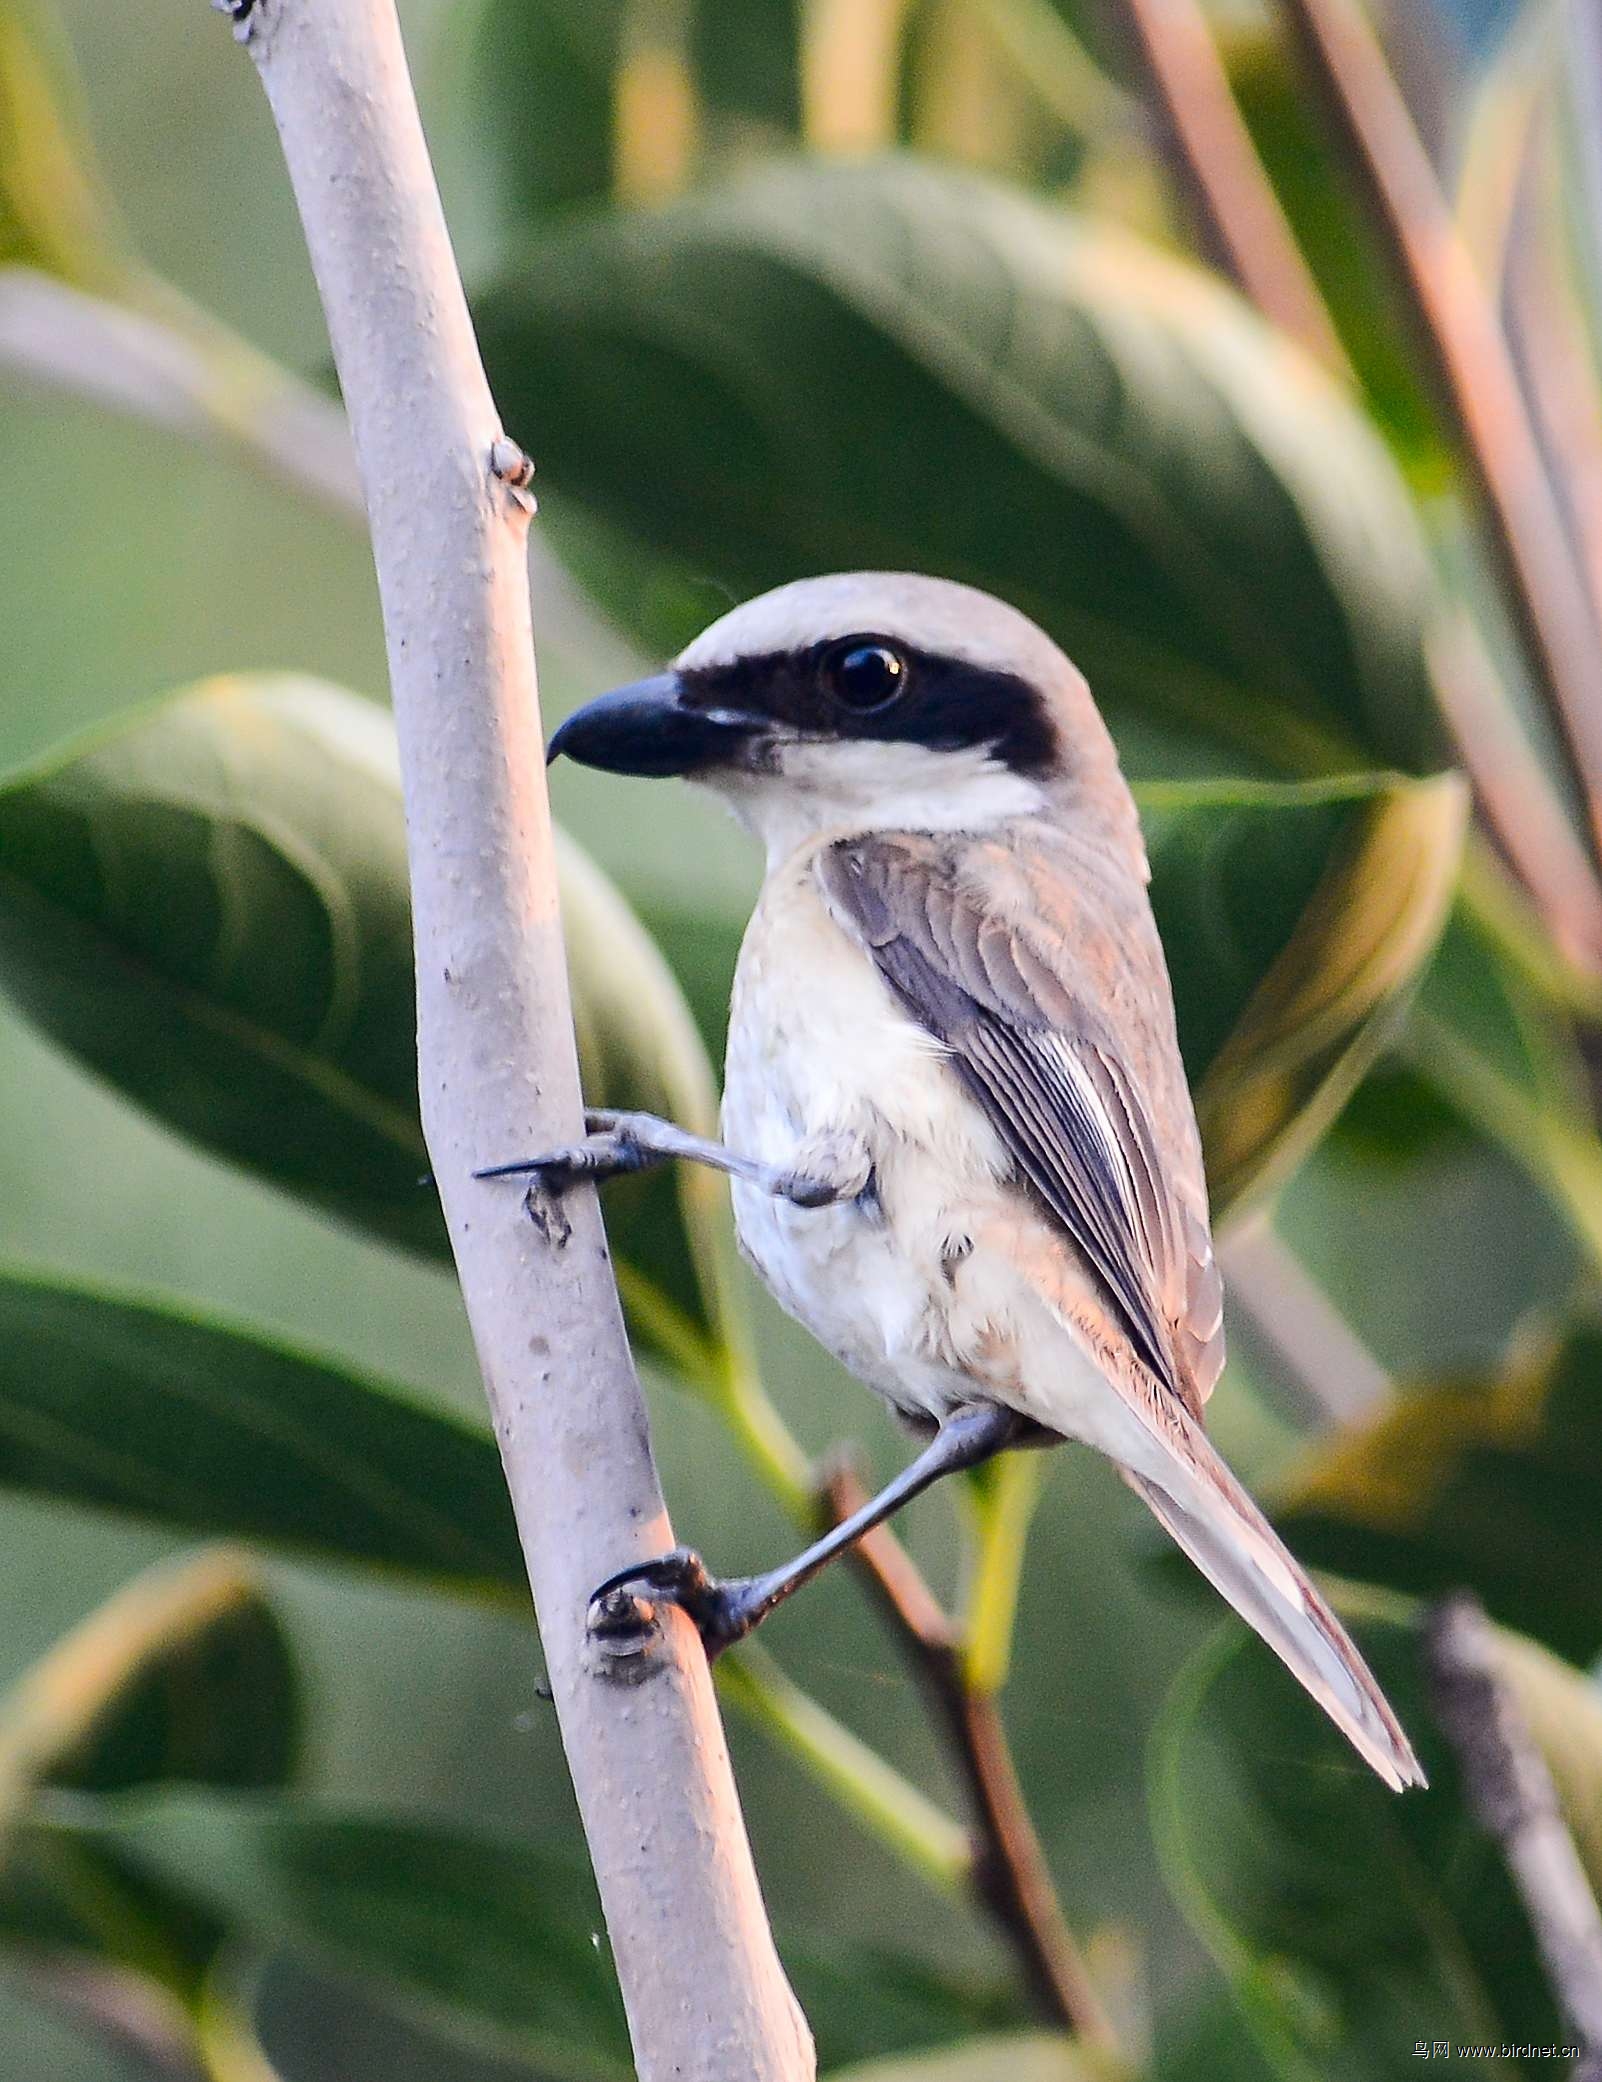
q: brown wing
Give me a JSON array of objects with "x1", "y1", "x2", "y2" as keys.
[{"x1": 817, "y1": 831, "x2": 1224, "y2": 1416}]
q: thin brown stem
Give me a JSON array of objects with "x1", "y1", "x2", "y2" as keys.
[
  {"x1": 1110, "y1": 0, "x2": 1349, "y2": 373},
  {"x1": 1428, "y1": 617, "x2": 1602, "y2": 971},
  {"x1": 819, "y1": 1466, "x2": 1116, "y2": 2049},
  {"x1": 1426, "y1": 1594, "x2": 1602, "y2": 2069},
  {"x1": 1278, "y1": 0, "x2": 1602, "y2": 883},
  {"x1": 1508, "y1": 135, "x2": 1602, "y2": 676}
]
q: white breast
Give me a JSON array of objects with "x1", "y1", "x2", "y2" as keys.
[{"x1": 722, "y1": 853, "x2": 1015, "y2": 1423}]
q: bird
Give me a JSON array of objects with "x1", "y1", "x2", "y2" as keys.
[{"x1": 480, "y1": 570, "x2": 1424, "y2": 1794}]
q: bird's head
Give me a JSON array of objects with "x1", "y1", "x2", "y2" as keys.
[{"x1": 547, "y1": 572, "x2": 1134, "y2": 865}]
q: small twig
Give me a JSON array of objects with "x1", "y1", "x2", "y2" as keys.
[
  {"x1": 1427, "y1": 617, "x2": 1602, "y2": 973},
  {"x1": 1278, "y1": 0, "x2": 1602, "y2": 885},
  {"x1": 1426, "y1": 1593, "x2": 1602, "y2": 2070},
  {"x1": 0, "y1": 267, "x2": 363, "y2": 519},
  {"x1": 1109, "y1": 0, "x2": 1349, "y2": 373},
  {"x1": 819, "y1": 1466, "x2": 1116, "y2": 2049},
  {"x1": 1506, "y1": 126, "x2": 1602, "y2": 682}
]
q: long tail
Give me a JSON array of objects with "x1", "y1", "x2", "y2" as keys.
[{"x1": 1123, "y1": 1421, "x2": 1425, "y2": 1791}]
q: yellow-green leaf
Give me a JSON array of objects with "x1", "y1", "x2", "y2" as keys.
[
  {"x1": 0, "y1": 0, "x2": 124, "y2": 286},
  {"x1": 0, "y1": 1548, "x2": 298, "y2": 1816},
  {"x1": 1143, "y1": 774, "x2": 1467, "y2": 1218},
  {"x1": 1271, "y1": 1320, "x2": 1602, "y2": 1664},
  {"x1": 0, "y1": 678, "x2": 742, "y2": 1388}
]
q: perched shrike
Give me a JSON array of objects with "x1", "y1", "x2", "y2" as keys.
[{"x1": 482, "y1": 572, "x2": 1423, "y2": 1793}]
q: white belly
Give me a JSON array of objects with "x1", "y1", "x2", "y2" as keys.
[{"x1": 720, "y1": 860, "x2": 1076, "y2": 1431}]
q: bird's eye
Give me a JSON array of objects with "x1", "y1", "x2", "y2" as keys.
[{"x1": 821, "y1": 639, "x2": 908, "y2": 714}]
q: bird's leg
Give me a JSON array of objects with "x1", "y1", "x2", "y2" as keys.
[
  {"x1": 475, "y1": 1108, "x2": 854, "y2": 1208},
  {"x1": 588, "y1": 1401, "x2": 1025, "y2": 1659}
]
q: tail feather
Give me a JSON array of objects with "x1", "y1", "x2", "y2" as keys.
[{"x1": 1124, "y1": 1428, "x2": 1425, "y2": 1792}]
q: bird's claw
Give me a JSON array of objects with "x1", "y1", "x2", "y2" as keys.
[
  {"x1": 776, "y1": 1170, "x2": 839, "y2": 1209},
  {"x1": 586, "y1": 1547, "x2": 764, "y2": 1661},
  {"x1": 473, "y1": 1128, "x2": 647, "y2": 1195}
]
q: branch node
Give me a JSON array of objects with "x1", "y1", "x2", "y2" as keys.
[
  {"x1": 490, "y1": 436, "x2": 535, "y2": 486},
  {"x1": 586, "y1": 1585, "x2": 672, "y2": 1685},
  {"x1": 490, "y1": 437, "x2": 538, "y2": 515}
]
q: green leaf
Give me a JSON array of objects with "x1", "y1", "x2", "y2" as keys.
[
  {"x1": 476, "y1": 157, "x2": 1445, "y2": 779},
  {"x1": 455, "y1": 0, "x2": 805, "y2": 227},
  {"x1": 1143, "y1": 775, "x2": 1467, "y2": 1217},
  {"x1": 0, "y1": 1550, "x2": 301, "y2": 2000},
  {"x1": 31, "y1": 1792, "x2": 632, "y2": 2080},
  {"x1": 0, "y1": 677, "x2": 741, "y2": 1383},
  {"x1": 0, "y1": 679, "x2": 433, "y2": 1247},
  {"x1": 1152, "y1": 1611, "x2": 1599, "y2": 2081},
  {"x1": 0, "y1": 0, "x2": 127, "y2": 287},
  {"x1": 1151, "y1": 1985, "x2": 1292, "y2": 2082},
  {"x1": 453, "y1": 0, "x2": 628, "y2": 220},
  {"x1": 824, "y1": 2033, "x2": 1107, "y2": 2080},
  {"x1": 0, "y1": 1548, "x2": 299, "y2": 1803},
  {"x1": 1397, "y1": 894, "x2": 1602, "y2": 1278},
  {"x1": 790, "y1": 1945, "x2": 1029, "y2": 2073},
  {"x1": 1271, "y1": 1321, "x2": 1602, "y2": 1664},
  {"x1": 690, "y1": 0, "x2": 804, "y2": 138},
  {"x1": 0, "y1": 1265, "x2": 523, "y2": 1597},
  {"x1": 34, "y1": 1789, "x2": 1031, "y2": 2077}
]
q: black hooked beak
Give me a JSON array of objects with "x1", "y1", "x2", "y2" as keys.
[{"x1": 546, "y1": 674, "x2": 766, "y2": 778}]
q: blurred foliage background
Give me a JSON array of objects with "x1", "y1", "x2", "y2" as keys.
[{"x1": 4, "y1": 0, "x2": 1602, "y2": 2074}]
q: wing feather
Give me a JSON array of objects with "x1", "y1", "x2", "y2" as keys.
[{"x1": 818, "y1": 831, "x2": 1219, "y2": 1413}]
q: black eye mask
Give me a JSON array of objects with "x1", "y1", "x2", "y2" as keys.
[{"x1": 679, "y1": 636, "x2": 1056, "y2": 778}]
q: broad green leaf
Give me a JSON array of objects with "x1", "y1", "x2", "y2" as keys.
[
  {"x1": 1153, "y1": 1611, "x2": 1602, "y2": 2081},
  {"x1": 1144, "y1": 775, "x2": 1466, "y2": 1216},
  {"x1": 35, "y1": 1789, "x2": 1028, "y2": 2076},
  {"x1": 825, "y1": 2032, "x2": 1104, "y2": 2080},
  {"x1": 0, "y1": 1550, "x2": 300, "y2": 2001},
  {"x1": 36, "y1": 1792, "x2": 633, "y2": 2082},
  {"x1": 0, "y1": 1547, "x2": 299, "y2": 1803},
  {"x1": 456, "y1": 0, "x2": 804, "y2": 227},
  {"x1": 0, "y1": 1266, "x2": 523, "y2": 1597},
  {"x1": 784, "y1": 1939, "x2": 1025, "y2": 2069},
  {"x1": 1397, "y1": 897, "x2": 1602, "y2": 1278},
  {"x1": 0, "y1": 678, "x2": 738, "y2": 1383},
  {"x1": 691, "y1": 0, "x2": 804, "y2": 138},
  {"x1": 0, "y1": 680, "x2": 432, "y2": 1246},
  {"x1": 476, "y1": 157, "x2": 1445, "y2": 779},
  {"x1": 1271, "y1": 1323, "x2": 1602, "y2": 1664},
  {"x1": 1151, "y1": 1985, "x2": 1293, "y2": 2082},
  {"x1": 0, "y1": 0, "x2": 126, "y2": 287},
  {"x1": 454, "y1": 0, "x2": 627, "y2": 221}
]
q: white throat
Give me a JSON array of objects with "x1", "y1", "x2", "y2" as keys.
[{"x1": 701, "y1": 738, "x2": 1047, "y2": 868}]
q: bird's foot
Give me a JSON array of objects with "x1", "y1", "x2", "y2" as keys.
[
  {"x1": 586, "y1": 1547, "x2": 769, "y2": 1661},
  {"x1": 475, "y1": 1109, "x2": 842, "y2": 1208},
  {"x1": 473, "y1": 1124, "x2": 651, "y2": 1194}
]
